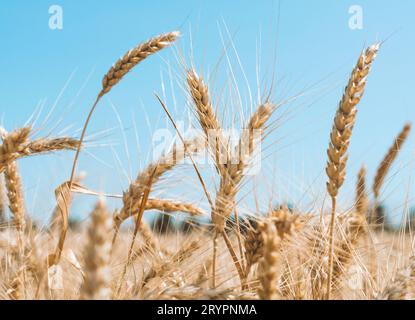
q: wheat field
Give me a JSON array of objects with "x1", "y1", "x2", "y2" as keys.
[{"x1": 0, "y1": 30, "x2": 414, "y2": 301}]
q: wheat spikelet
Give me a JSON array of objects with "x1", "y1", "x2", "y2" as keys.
[
  {"x1": 373, "y1": 123, "x2": 411, "y2": 199},
  {"x1": 101, "y1": 31, "x2": 179, "y2": 94},
  {"x1": 80, "y1": 200, "x2": 112, "y2": 300},
  {"x1": 257, "y1": 220, "x2": 280, "y2": 300},
  {"x1": 325, "y1": 43, "x2": 379, "y2": 299},
  {"x1": 356, "y1": 166, "x2": 369, "y2": 216}
]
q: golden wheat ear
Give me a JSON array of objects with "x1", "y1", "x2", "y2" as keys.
[
  {"x1": 80, "y1": 199, "x2": 112, "y2": 300},
  {"x1": 373, "y1": 123, "x2": 411, "y2": 200},
  {"x1": 0, "y1": 126, "x2": 79, "y2": 173},
  {"x1": 325, "y1": 43, "x2": 380, "y2": 300},
  {"x1": 355, "y1": 165, "x2": 369, "y2": 216},
  {"x1": 102, "y1": 31, "x2": 180, "y2": 94}
]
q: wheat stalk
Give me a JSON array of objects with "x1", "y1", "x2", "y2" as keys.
[
  {"x1": 325, "y1": 43, "x2": 379, "y2": 299},
  {"x1": 50, "y1": 31, "x2": 179, "y2": 266},
  {"x1": 80, "y1": 199, "x2": 112, "y2": 300}
]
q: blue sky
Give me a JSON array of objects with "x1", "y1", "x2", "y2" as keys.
[{"x1": 1, "y1": 0, "x2": 415, "y2": 225}]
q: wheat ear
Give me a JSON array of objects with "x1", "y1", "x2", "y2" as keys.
[
  {"x1": 325, "y1": 43, "x2": 379, "y2": 300},
  {"x1": 69, "y1": 30, "x2": 180, "y2": 185},
  {"x1": 114, "y1": 198, "x2": 205, "y2": 231},
  {"x1": 356, "y1": 166, "x2": 369, "y2": 216},
  {"x1": 373, "y1": 123, "x2": 411, "y2": 200},
  {"x1": 257, "y1": 220, "x2": 280, "y2": 300},
  {"x1": 0, "y1": 127, "x2": 31, "y2": 173},
  {"x1": 187, "y1": 70, "x2": 275, "y2": 288},
  {"x1": 80, "y1": 200, "x2": 112, "y2": 300},
  {"x1": 245, "y1": 208, "x2": 304, "y2": 278},
  {"x1": 0, "y1": 128, "x2": 78, "y2": 173}
]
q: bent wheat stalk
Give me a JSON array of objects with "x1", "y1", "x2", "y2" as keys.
[
  {"x1": 325, "y1": 43, "x2": 379, "y2": 299},
  {"x1": 50, "y1": 31, "x2": 179, "y2": 265}
]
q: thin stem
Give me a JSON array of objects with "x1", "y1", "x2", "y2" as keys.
[
  {"x1": 51, "y1": 94, "x2": 103, "y2": 266},
  {"x1": 69, "y1": 94, "x2": 103, "y2": 186},
  {"x1": 234, "y1": 207, "x2": 244, "y2": 267},
  {"x1": 114, "y1": 169, "x2": 155, "y2": 298},
  {"x1": 326, "y1": 196, "x2": 336, "y2": 300},
  {"x1": 155, "y1": 93, "x2": 213, "y2": 208},
  {"x1": 212, "y1": 232, "x2": 218, "y2": 289},
  {"x1": 222, "y1": 231, "x2": 247, "y2": 290}
]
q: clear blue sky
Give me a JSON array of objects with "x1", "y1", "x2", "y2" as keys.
[{"x1": 1, "y1": 0, "x2": 415, "y2": 226}]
